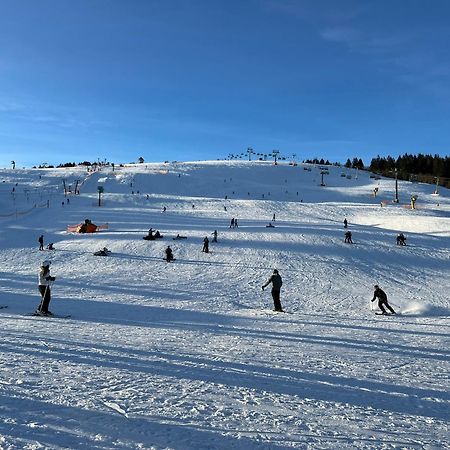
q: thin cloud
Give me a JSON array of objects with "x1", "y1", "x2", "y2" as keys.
[
  {"x1": 320, "y1": 27, "x2": 412, "y2": 54},
  {"x1": 263, "y1": 0, "x2": 365, "y2": 21},
  {"x1": 320, "y1": 27, "x2": 361, "y2": 44},
  {"x1": 0, "y1": 99, "x2": 112, "y2": 129}
]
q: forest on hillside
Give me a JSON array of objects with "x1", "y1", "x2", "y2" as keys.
[{"x1": 369, "y1": 154, "x2": 450, "y2": 188}]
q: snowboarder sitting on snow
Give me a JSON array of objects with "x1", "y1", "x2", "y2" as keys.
[
  {"x1": 143, "y1": 229, "x2": 155, "y2": 240},
  {"x1": 266, "y1": 223, "x2": 275, "y2": 228},
  {"x1": 173, "y1": 234, "x2": 187, "y2": 240},
  {"x1": 47, "y1": 243, "x2": 55, "y2": 250},
  {"x1": 371, "y1": 285, "x2": 396, "y2": 315},
  {"x1": 344, "y1": 231, "x2": 353, "y2": 243},
  {"x1": 154, "y1": 230, "x2": 163, "y2": 239},
  {"x1": 396, "y1": 233, "x2": 406, "y2": 246},
  {"x1": 262, "y1": 269, "x2": 284, "y2": 312},
  {"x1": 94, "y1": 247, "x2": 111, "y2": 256},
  {"x1": 165, "y1": 246, "x2": 174, "y2": 262},
  {"x1": 36, "y1": 260, "x2": 56, "y2": 316}
]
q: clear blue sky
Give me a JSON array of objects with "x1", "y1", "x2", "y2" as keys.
[{"x1": 1, "y1": 0, "x2": 450, "y2": 168}]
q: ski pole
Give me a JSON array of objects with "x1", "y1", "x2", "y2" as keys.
[
  {"x1": 44, "y1": 280, "x2": 54, "y2": 303},
  {"x1": 39, "y1": 283, "x2": 50, "y2": 311},
  {"x1": 261, "y1": 287, "x2": 267, "y2": 310}
]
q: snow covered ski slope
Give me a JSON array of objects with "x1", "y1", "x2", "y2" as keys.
[{"x1": 0, "y1": 161, "x2": 449, "y2": 449}]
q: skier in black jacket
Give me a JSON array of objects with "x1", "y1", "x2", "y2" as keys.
[
  {"x1": 202, "y1": 236, "x2": 209, "y2": 253},
  {"x1": 165, "y1": 246, "x2": 174, "y2": 262},
  {"x1": 38, "y1": 235, "x2": 44, "y2": 251},
  {"x1": 262, "y1": 269, "x2": 284, "y2": 312},
  {"x1": 371, "y1": 285, "x2": 396, "y2": 315}
]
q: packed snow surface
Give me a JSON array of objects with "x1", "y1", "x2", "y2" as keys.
[{"x1": 0, "y1": 160, "x2": 449, "y2": 449}]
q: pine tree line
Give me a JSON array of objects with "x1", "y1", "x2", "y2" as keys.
[{"x1": 369, "y1": 154, "x2": 450, "y2": 188}]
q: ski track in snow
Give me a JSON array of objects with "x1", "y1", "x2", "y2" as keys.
[{"x1": 0, "y1": 161, "x2": 449, "y2": 449}]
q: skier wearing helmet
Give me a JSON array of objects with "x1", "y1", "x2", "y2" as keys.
[
  {"x1": 262, "y1": 269, "x2": 284, "y2": 312},
  {"x1": 371, "y1": 285, "x2": 396, "y2": 315},
  {"x1": 36, "y1": 260, "x2": 56, "y2": 316}
]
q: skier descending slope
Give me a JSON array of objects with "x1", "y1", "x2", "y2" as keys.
[
  {"x1": 36, "y1": 260, "x2": 56, "y2": 316},
  {"x1": 371, "y1": 285, "x2": 396, "y2": 315},
  {"x1": 262, "y1": 269, "x2": 284, "y2": 312}
]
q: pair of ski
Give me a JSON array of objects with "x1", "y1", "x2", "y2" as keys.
[
  {"x1": 31, "y1": 312, "x2": 71, "y2": 319},
  {"x1": 374, "y1": 312, "x2": 398, "y2": 316},
  {"x1": 250, "y1": 308, "x2": 291, "y2": 316},
  {"x1": 0, "y1": 306, "x2": 70, "y2": 319}
]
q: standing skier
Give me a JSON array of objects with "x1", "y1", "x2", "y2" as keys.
[
  {"x1": 37, "y1": 260, "x2": 56, "y2": 315},
  {"x1": 371, "y1": 285, "x2": 396, "y2": 315},
  {"x1": 343, "y1": 218, "x2": 348, "y2": 228},
  {"x1": 38, "y1": 235, "x2": 44, "y2": 251},
  {"x1": 165, "y1": 246, "x2": 174, "y2": 262},
  {"x1": 262, "y1": 269, "x2": 284, "y2": 312},
  {"x1": 202, "y1": 236, "x2": 209, "y2": 253},
  {"x1": 344, "y1": 231, "x2": 353, "y2": 243},
  {"x1": 212, "y1": 230, "x2": 218, "y2": 243}
]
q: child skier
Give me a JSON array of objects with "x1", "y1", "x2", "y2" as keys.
[{"x1": 37, "y1": 260, "x2": 56, "y2": 315}]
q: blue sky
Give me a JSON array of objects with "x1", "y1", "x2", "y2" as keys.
[{"x1": 1, "y1": 0, "x2": 450, "y2": 167}]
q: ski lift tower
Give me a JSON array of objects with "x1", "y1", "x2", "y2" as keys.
[
  {"x1": 97, "y1": 186, "x2": 104, "y2": 207},
  {"x1": 272, "y1": 150, "x2": 280, "y2": 165},
  {"x1": 246, "y1": 148, "x2": 254, "y2": 161},
  {"x1": 393, "y1": 167, "x2": 399, "y2": 203},
  {"x1": 433, "y1": 177, "x2": 440, "y2": 195}
]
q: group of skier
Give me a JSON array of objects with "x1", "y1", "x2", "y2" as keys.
[
  {"x1": 343, "y1": 219, "x2": 407, "y2": 247},
  {"x1": 33, "y1": 215, "x2": 400, "y2": 317},
  {"x1": 164, "y1": 233, "x2": 214, "y2": 261},
  {"x1": 35, "y1": 255, "x2": 395, "y2": 316}
]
